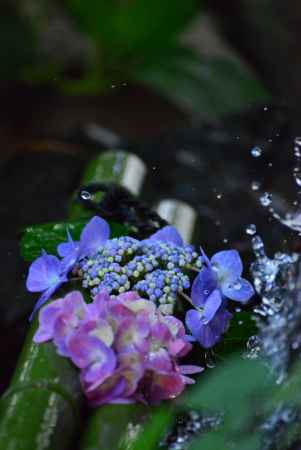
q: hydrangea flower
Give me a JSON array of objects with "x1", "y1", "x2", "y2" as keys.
[
  {"x1": 185, "y1": 250, "x2": 254, "y2": 348},
  {"x1": 26, "y1": 216, "x2": 110, "y2": 319},
  {"x1": 34, "y1": 290, "x2": 202, "y2": 405},
  {"x1": 26, "y1": 252, "x2": 69, "y2": 321},
  {"x1": 57, "y1": 216, "x2": 110, "y2": 272}
]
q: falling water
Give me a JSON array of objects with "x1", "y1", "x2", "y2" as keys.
[{"x1": 257, "y1": 137, "x2": 301, "y2": 232}]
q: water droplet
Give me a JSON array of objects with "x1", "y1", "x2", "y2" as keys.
[
  {"x1": 80, "y1": 190, "x2": 92, "y2": 201},
  {"x1": 246, "y1": 223, "x2": 257, "y2": 235},
  {"x1": 251, "y1": 180, "x2": 261, "y2": 191},
  {"x1": 245, "y1": 335, "x2": 261, "y2": 359},
  {"x1": 260, "y1": 192, "x2": 272, "y2": 207},
  {"x1": 232, "y1": 281, "x2": 242, "y2": 290},
  {"x1": 294, "y1": 136, "x2": 301, "y2": 146},
  {"x1": 251, "y1": 146, "x2": 262, "y2": 158},
  {"x1": 294, "y1": 173, "x2": 301, "y2": 187},
  {"x1": 251, "y1": 235, "x2": 266, "y2": 258}
]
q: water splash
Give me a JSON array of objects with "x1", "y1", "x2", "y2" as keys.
[
  {"x1": 257, "y1": 138, "x2": 301, "y2": 232},
  {"x1": 162, "y1": 411, "x2": 222, "y2": 450},
  {"x1": 250, "y1": 235, "x2": 300, "y2": 382},
  {"x1": 246, "y1": 223, "x2": 257, "y2": 236}
]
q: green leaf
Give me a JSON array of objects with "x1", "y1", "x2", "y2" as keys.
[
  {"x1": 0, "y1": 7, "x2": 36, "y2": 79},
  {"x1": 135, "y1": 47, "x2": 269, "y2": 119},
  {"x1": 20, "y1": 220, "x2": 128, "y2": 262},
  {"x1": 65, "y1": 0, "x2": 198, "y2": 54},
  {"x1": 214, "y1": 311, "x2": 257, "y2": 356},
  {"x1": 128, "y1": 406, "x2": 173, "y2": 450}
]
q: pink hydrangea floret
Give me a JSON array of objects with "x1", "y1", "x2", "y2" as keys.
[{"x1": 34, "y1": 290, "x2": 202, "y2": 405}]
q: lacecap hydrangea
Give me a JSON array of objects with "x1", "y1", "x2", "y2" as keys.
[{"x1": 27, "y1": 216, "x2": 254, "y2": 404}]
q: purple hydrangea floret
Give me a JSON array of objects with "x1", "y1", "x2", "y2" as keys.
[
  {"x1": 26, "y1": 216, "x2": 110, "y2": 319},
  {"x1": 185, "y1": 249, "x2": 254, "y2": 348},
  {"x1": 34, "y1": 290, "x2": 202, "y2": 406}
]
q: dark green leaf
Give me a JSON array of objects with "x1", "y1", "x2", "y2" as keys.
[
  {"x1": 65, "y1": 0, "x2": 198, "y2": 57},
  {"x1": 20, "y1": 220, "x2": 128, "y2": 262},
  {"x1": 135, "y1": 47, "x2": 269, "y2": 119},
  {"x1": 0, "y1": 7, "x2": 36, "y2": 79}
]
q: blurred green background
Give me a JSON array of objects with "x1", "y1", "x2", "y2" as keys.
[{"x1": 1, "y1": 0, "x2": 270, "y2": 120}]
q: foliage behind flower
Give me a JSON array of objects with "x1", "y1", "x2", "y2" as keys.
[{"x1": 34, "y1": 290, "x2": 202, "y2": 406}]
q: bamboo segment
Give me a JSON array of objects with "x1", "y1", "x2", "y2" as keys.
[
  {"x1": 69, "y1": 150, "x2": 146, "y2": 219},
  {"x1": 79, "y1": 405, "x2": 149, "y2": 450},
  {"x1": 0, "y1": 322, "x2": 82, "y2": 450},
  {"x1": 156, "y1": 199, "x2": 197, "y2": 244},
  {"x1": 0, "y1": 151, "x2": 147, "y2": 450}
]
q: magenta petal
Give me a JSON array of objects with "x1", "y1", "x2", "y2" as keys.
[
  {"x1": 211, "y1": 249, "x2": 243, "y2": 284},
  {"x1": 191, "y1": 268, "x2": 217, "y2": 308},
  {"x1": 222, "y1": 278, "x2": 254, "y2": 303},
  {"x1": 79, "y1": 216, "x2": 110, "y2": 257},
  {"x1": 146, "y1": 348, "x2": 172, "y2": 372},
  {"x1": 148, "y1": 372, "x2": 185, "y2": 404},
  {"x1": 26, "y1": 253, "x2": 61, "y2": 292},
  {"x1": 147, "y1": 225, "x2": 184, "y2": 246}
]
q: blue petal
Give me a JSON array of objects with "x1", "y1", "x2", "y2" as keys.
[
  {"x1": 185, "y1": 309, "x2": 202, "y2": 338},
  {"x1": 79, "y1": 216, "x2": 110, "y2": 257},
  {"x1": 147, "y1": 226, "x2": 184, "y2": 246},
  {"x1": 203, "y1": 289, "x2": 222, "y2": 323},
  {"x1": 26, "y1": 254, "x2": 62, "y2": 292},
  {"x1": 29, "y1": 283, "x2": 62, "y2": 321},
  {"x1": 186, "y1": 306, "x2": 232, "y2": 348},
  {"x1": 211, "y1": 250, "x2": 243, "y2": 286},
  {"x1": 222, "y1": 277, "x2": 254, "y2": 303},
  {"x1": 191, "y1": 268, "x2": 217, "y2": 308},
  {"x1": 57, "y1": 231, "x2": 79, "y2": 258},
  {"x1": 200, "y1": 247, "x2": 211, "y2": 266}
]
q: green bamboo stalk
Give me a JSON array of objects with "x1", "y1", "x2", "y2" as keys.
[
  {"x1": 79, "y1": 405, "x2": 150, "y2": 450},
  {"x1": 0, "y1": 150, "x2": 146, "y2": 450}
]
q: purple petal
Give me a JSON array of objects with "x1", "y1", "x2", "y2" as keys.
[
  {"x1": 191, "y1": 268, "x2": 217, "y2": 307},
  {"x1": 146, "y1": 348, "x2": 172, "y2": 372},
  {"x1": 79, "y1": 216, "x2": 110, "y2": 257},
  {"x1": 26, "y1": 253, "x2": 62, "y2": 292},
  {"x1": 185, "y1": 307, "x2": 232, "y2": 348},
  {"x1": 203, "y1": 289, "x2": 222, "y2": 323},
  {"x1": 33, "y1": 298, "x2": 64, "y2": 343},
  {"x1": 68, "y1": 332, "x2": 116, "y2": 371},
  {"x1": 179, "y1": 365, "x2": 204, "y2": 375},
  {"x1": 29, "y1": 283, "x2": 62, "y2": 321},
  {"x1": 222, "y1": 278, "x2": 254, "y2": 303},
  {"x1": 147, "y1": 226, "x2": 184, "y2": 246},
  {"x1": 86, "y1": 376, "x2": 126, "y2": 406},
  {"x1": 211, "y1": 250, "x2": 243, "y2": 285}
]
